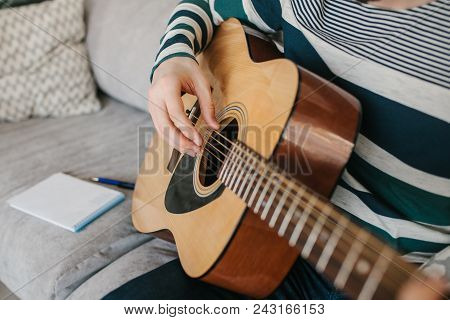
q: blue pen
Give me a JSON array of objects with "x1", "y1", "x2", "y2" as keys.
[{"x1": 90, "y1": 177, "x2": 135, "y2": 190}]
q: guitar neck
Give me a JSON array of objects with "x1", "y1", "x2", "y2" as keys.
[{"x1": 218, "y1": 141, "x2": 419, "y2": 299}]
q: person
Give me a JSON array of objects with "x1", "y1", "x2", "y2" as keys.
[{"x1": 104, "y1": 0, "x2": 449, "y2": 299}]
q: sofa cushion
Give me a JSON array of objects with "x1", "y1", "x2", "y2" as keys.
[
  {"x1": 0, "y1": 96, "x2": 156, "y2": 299},
  {"x1": 67, "y1": 239, "x2": 177, "y2": 299},
  {"x1": 85, "y1": 0, "x2": 178, "y2": 112},
  {"x1": 0, "y1": 0, "x2": 101, "y2": 122}
]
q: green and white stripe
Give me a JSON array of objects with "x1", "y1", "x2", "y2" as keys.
[{"x1": 151, "y1": 0, "x2": 276, "y2": 80}]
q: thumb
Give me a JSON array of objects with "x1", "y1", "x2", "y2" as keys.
[{"x1": 194, "y1": 74, "x2": 219, "y2": 130}]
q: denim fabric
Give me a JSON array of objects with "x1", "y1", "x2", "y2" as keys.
[{"x1": 103, "y1": 257, "x2": 347, "y2": 300}]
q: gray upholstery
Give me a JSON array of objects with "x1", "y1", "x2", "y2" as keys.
[
  {"x1": 0, "y1": 96, "x2": 177, "y2": 299},
  {"x1": 67, "y1": 239, "x2": 177, "y2": 300},
  {"x1": 85, "y1": 0, "x2": 178, "y2": 112},
  {"x1": 0, "y1": 0, "x2": 179, "y2": 299}
]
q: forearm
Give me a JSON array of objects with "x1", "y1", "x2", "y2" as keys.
[{"x1": 151, "y1": 0, "x2": 282, "y2": 81}]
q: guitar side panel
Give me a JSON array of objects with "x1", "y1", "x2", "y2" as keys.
[
  {"x1": 202, "y1": 208, "x2": 299, "y2": 298},
  {"x1": 275, "y1": 68, "x2": 361, "y2": 198}
]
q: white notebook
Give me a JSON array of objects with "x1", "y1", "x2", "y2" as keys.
[{"x1": 7, "y1": 173, "x2": 125, "y2": 232}]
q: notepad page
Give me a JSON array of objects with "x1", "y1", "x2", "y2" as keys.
[{"x1": 7, "y1": 173, "x2": 124, "y2": 232}]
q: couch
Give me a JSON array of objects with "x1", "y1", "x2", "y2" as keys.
[
  {"x1": 0, "y1": 0, "x2": 180, "y2": 299},
  {"x1": 3, "y1": 0, "x2": 448, "y2": 301}
]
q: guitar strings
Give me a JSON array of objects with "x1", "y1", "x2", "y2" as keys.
[
  {"x1": 189, "y1": 114, "x2": 368, "y2": 243},
  {"x1": 186, "y1": 122, "x2": 409, "y2": 290},
  {"x1": 190, "y1": 114, "x2": 385, "y2": 251},
  {"x1": 166, "y1": 105, "x2": 441, "y2": 295},
  {"x1": 167, "y1": 116, "x2": 420, "y2": 287},
  {"x1": 194, "y1": 127, "x2": 364, "y2": 248},
  {"x1": 192, "y1": 132, "x2": 408, "y2": 292},
  {"x1": 190, "y1": 114, "x2": 370, "y2": 241}
]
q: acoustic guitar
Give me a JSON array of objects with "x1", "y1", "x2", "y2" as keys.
[{"x1": 132, "y1": 19, "x2": 428, "y2": 299}]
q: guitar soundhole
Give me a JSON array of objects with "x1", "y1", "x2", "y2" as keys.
[{"x1": 199, "y1": 118, "x2": 239, "y2": 187}]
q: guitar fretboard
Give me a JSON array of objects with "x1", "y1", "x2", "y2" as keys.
[{"x1": 218, "y1": 141, "x2": 417, "y2": 299}]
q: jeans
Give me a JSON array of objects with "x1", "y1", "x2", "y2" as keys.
[{"x1": 103, "y1": 257, "x2": 346, "y2": 300}]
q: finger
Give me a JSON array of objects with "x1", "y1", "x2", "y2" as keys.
[
  {"x1": 193, "y1": 74, "x2": 219, "y2": 130},
  {"x1": 155, "y1": 108, "x2": 200, "y2": 156},
  {"x1": 161, "y1": 122, "x2": 199, "y2": 157},
  {"x1": 165, "y1": 87, "x2": 203, "y2": 147}
]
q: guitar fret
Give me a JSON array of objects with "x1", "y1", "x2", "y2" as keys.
[
  {"x1": 278, "y1": 188, "x2": 305, "y2": 236},
  {"x1": 219, "y1": 142, "x2": 403, "y2": 300},
  {"x1": 237, "y1": 156, "x2": 256, "y2": 197},
  {"x1": 334, "y1": 230, "x2": 369, "y2": 289},
  {"x1": 301, "y1": 204, "x2": 332, "y2": 258},
  {"x1": 225, "y1": 147, "x2": 242, "y2": 186},
  {"x1": 254, "y1": 171, "x2": 274, "y2": 214},
  {"x1": 228, "y1": 148, "x2": 243, "y2": 187},
  {"x1": 288, "y1": 197, "x2": 317, "y2": 247},
  {"x1": 220, "y1": 145, "x2": 236, "y2": 183},
  {"x1": 316, "y1": 215, "x2": 349, "y2": 272},
  {"x1": 260, "y1": 174, "x2": 282, "y2": 220},
  {"x1": 215, "y1": 139, "x2": 419, "y2": 300},
  {"x1": 231, "y1": 152, "x2": 248, "y2": 193},
  {"x1": 221, "y1": 149, "x2": 234, "y2": 184},
  {"x1": 357, "y1": 246, "x2": 392, "y2": 299},
  {"x1": 269, "y1": 182, "x2": 292, "y2": 228},
  {"x1": 248, "y1": 166, "x2": 268, "y2": 208},
  {"x1": 231, "y1": 146, "x2": 250, "y2": 192},
  {"x1": 218, "y1": 148, "x2": 231, "y2": 181},
  {"x1": 241, "y1": 159, "x2": 260, "y2": 201}
]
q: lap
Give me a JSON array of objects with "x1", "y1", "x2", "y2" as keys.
[
  {"x1": 103, "y1": 259, "x2": 243, "y2": 300},
  {"x1": 103, "y1": 257, "x2": 346, "y2": 300}
]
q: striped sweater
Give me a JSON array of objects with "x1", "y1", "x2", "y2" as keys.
[{"x1": 152, "y1": 0, "x2": 450, "y2": 265}]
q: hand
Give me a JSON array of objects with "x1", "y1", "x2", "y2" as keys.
[
  {"x1": 148, "y1": 57, "x2": 220, "y2": 157},
  {"x1": 397, "y1": 276, "x2": 448, "y2": 299}
]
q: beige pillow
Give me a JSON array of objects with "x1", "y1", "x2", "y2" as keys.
[{"x1": 0, "y1": 0, "x2": 101, "y2": 122}]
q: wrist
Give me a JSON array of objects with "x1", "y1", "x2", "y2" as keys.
[{"x1": 150, "y1": 53, "x2": 198, "y2": 83}]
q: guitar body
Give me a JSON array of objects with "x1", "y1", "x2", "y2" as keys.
[{"x1": 132, "y1": 19, "x2": 360, "y2": 298}]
